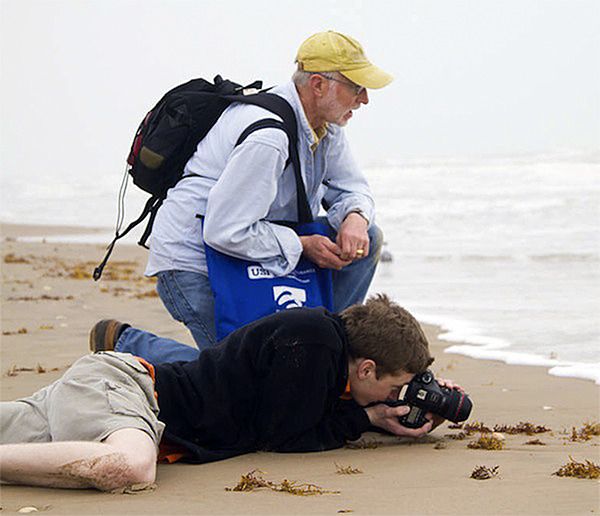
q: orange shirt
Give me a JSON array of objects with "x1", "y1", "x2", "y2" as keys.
[{"x1": 340, "y1": 379, "x2": 352, "y2": 400}]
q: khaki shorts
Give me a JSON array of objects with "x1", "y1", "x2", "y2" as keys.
[{"x1": 0, "y1": 352, "x2": 165, "y2": 448}]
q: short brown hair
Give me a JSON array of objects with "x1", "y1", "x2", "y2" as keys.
[{"x1": 340, "y1": 294, "x2": 434, "y2": 377}]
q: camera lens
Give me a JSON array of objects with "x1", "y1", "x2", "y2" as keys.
[{"x1": 441, "y1": 389, "x2": 472, "y2": 423}]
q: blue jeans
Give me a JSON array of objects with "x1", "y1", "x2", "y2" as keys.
[
  {"x1": 330, "y1": 221, "x2": 383, "y2": 313},
  {"x1": 155, "y1": 270, "x2": 216, "y2": 350},
  {"x1": 116, "y1": 327, "x2": 200, "y2": 363},
  {"x1": 116, "y1": 220, "x2": 383, "y2": 364}
]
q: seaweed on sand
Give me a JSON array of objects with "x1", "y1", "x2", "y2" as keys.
[
  {"x1": 524, "y1": 439, "x2": 546, "y2": 445},
  {"x1": 553, "y1": 457, "x2": 600, "y2": 479},
  {"x1": 6, "y1": 364, "x2": 59, "y2": 376},
  {"x1": 226, "y1": 469, "x2": 339, "y2": 496},
  {"x1": 345, "y1": 438, "x2": 382, "y2": 449},
  {"x1": 470, "y1": 465, "x2": 499, "y2": 480},
  {"x1": 334, "y1": 463, "x2": 363, "y2": 475},
  {"x1": 2, "y1": 328, "x2": 28, "y2": 336},
  {"x1": 463, "y1": 422, "x2": 493, "y2": 434},
  {"x1": 445, "y1": 431, "x2": 468, "y2": 440},
  {"x1": 568, "y1": 422, "x2": 600, "y2": 442},
  {"x1": 461, "y1": 421, "x2": 551, "y2": 436},
  {"x1": 493, "y1": 422, "x2": 550, "y2": 435},
  {"x1": 4, "y1": 253, "x2": 30, "y2": 263},
  {"x1": 468, "y1": 434, "x2": 504, "y2": 450}
]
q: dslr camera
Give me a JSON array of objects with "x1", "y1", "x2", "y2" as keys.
[{"x1": 384, "y1": 369, "x2": 472, "y2": 429}]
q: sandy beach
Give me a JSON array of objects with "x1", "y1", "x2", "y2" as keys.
[{"x1": 1, "y1": 222, "x2": 598, "y2": 515}]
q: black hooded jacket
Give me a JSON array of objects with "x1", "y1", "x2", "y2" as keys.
[{"x1": 153, "y1": 307, "x2": 371, "y2": 463}]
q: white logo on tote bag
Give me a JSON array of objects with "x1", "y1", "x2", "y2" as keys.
[{"x1": 273, "y1": 286, "x2": 307, "y2": 309}]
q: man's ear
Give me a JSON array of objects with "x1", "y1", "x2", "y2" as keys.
[
  {"x1": 356, "y1": 358, "x2": 377, "y2": 380},
  {"x1": 308, "y1": 74, "x2": 327, "y2": 98}
]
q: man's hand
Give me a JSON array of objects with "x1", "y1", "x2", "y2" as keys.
[
  {"x1": 336, "y1": 212, "x2": 369, "y2": 261},
  {"x1": 365, "y1": 404, "x2": 433, "y2": 438},
  {"x1": 436, "y1": 377, "x2": 464, "y2": 392},
  {"x1": 300, "y1": 235, "x2": 352, "y2": 270},
  {"x1": 427, "y1": 413, "x2": 446, "y2": 431}
]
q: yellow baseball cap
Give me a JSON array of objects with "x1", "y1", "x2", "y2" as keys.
[{"x1": 296, "y1": 31, "x2": 393, "y2": 89}]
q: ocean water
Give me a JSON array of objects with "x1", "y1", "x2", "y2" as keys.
[
  {"x1": 2, "y1": 153, "x2": 599, "y2": 383},
  {"x1": 367, "y1": 154, "x2": 600, "y2": 384}
]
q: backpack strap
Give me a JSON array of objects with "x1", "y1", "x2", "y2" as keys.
[
  {"x1": 234, "y1": 117, "x2": 311, "y2": 224},
  {"x1": 236, "y1": 118, "x2": 284, "y2": 147},
  {"x1": 138, "y1": 197, "x2": 164, "y2": 248},
  {"x1": 92, "y1": 195, "x2": 162, "y2": 281}
]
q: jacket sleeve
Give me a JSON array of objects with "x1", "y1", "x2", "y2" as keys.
[
  {"x1": 270, "y1": 397, "x2": 371, "y2": 453},
  {"x1": 255, "y1": 339, "x2": 371, "y2": 453}
]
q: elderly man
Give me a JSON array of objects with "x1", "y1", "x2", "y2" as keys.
[{"x1": 132, "y1": 31, "x2": 393, "y2": 358}]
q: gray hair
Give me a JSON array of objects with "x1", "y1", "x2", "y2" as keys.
[
  {"x1": 292, "y1": 67, "x2": 342, "y2": 87},
  {"x1": 292, "y1": 68, "x2": 312, "y2": 86}
]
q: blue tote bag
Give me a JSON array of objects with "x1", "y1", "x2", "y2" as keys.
[{"x1": 204, "y1": 221, "x2": 334, "y2": 340}]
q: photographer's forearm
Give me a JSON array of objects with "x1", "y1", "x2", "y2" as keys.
[{"x1": 271, "y1": 404, "x2": 371, "y2": 453}]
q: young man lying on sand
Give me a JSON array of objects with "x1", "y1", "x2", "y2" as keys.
[{"x1": 0, "y1": 295, "x2": 457, "y2": 491}]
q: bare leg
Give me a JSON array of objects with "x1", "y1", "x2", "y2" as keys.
[{"x1": 0, "y1": 428, "x2": 157, "y2": 491}]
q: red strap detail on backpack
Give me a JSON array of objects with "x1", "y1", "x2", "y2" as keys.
[{"x1": 127, "y1": 110, "x2": 154, "y2": 166}]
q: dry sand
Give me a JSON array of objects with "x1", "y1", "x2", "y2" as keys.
[{"x1": 1, "y1": 222, "x2": 598, "y2": 515}]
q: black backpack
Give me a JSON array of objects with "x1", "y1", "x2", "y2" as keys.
[{"x1": 93, "y1": 75, "x2": 311, "y2": 280}]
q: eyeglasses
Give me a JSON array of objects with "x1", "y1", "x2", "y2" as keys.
[{"x1": 314, "y1": 73, "x2": 366, "y2": 96}]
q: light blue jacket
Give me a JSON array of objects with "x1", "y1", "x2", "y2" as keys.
[{"x1": 145, "y1": 81, "x2": 375, "y2": 277}]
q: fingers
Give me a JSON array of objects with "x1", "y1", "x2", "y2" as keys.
[
  {"x1": 301, "y1": 224, "x2": 369, "y2": 266},
  {"x1": 337, "y1": 215, "x2": 370, "y2": 261},
  {"x1": 365, "y1": 403, "x2": 408, "y2": 426},
  {"x1": 402, "y1": 420, "x2": 433, "y2": 437},
  {"x1": 300, "y1": 235, "x2": 352, "y2": 270},
  {"x1": 385, "y1": 405, "x2": 410, "y2": 418},
  {"x1": 427, "y1": 413, "x2": 446, "y2": 431},
  {"x1": 436, "y1": 378, "x2": 464, "y2": 392},
  {"x1": 320, "y1": 239, "x2": 352, "y2": 269},
  {"x1": 336, "y1": 234, "x2": 370, "y2": 261},
  {"x1": 350, "y1": 241, "x2": 370, "y2": 261},
  {"x1": 366, "y1": 404, "x2": 435, "y2": 438},
  {"x1": 386, "y1": 416, "x2": 432, "y2": 438}
]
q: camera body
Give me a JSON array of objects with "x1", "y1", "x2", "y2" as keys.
[{"x1": 384, "y1": 369, "x2": 472, "y2": 429}]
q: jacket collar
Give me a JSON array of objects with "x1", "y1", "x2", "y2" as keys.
[{"x1": 272, "y1": 81, "x2": 329, "y2": 150}]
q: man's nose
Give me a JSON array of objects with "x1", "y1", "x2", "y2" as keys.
[{"x1": 359, "y1": 89, "x2": 369, "y2": 105}]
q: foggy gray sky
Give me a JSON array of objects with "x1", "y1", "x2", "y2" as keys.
[{"x1": 1, "y1": 0, "x2": 598, "y2": 184}]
